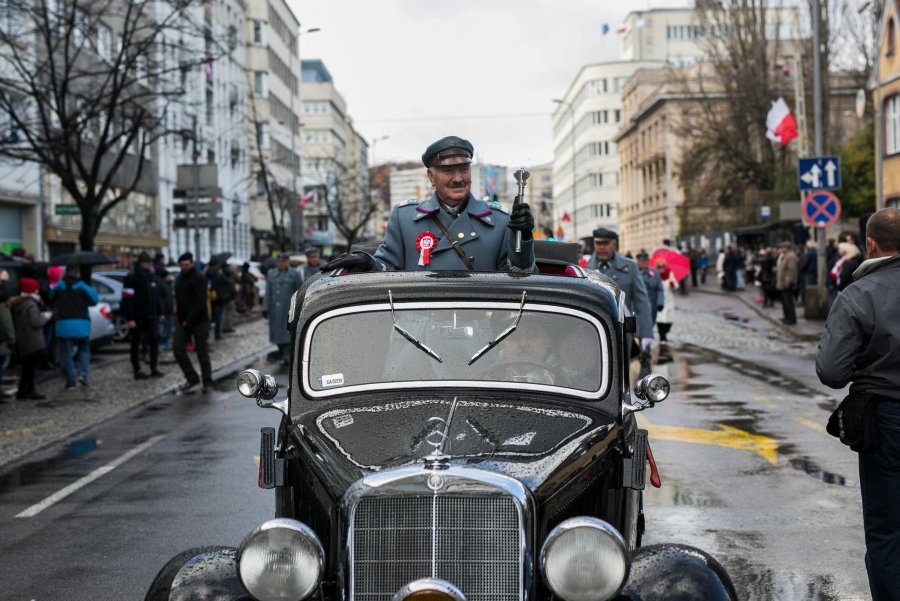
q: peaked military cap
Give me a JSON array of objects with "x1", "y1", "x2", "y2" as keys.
[
  {"x1": 636, "y1": 250, "x2": 649, "y2": 259},
  {"x1": 422, "y1": 135, "x2": 474, "y2": 167},
  {"x1": 592, "y1": 227, "x2": 619, "y2": 241}
]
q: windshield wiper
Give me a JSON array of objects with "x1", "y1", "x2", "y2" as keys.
[
  {"x1": 388, "y1": 290, "x2": 442, "y2": 362},
  {"x1": 468, "y1": 291, "x2": 527, "y2": 365}
]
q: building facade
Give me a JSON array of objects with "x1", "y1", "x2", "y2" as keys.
[
  {"x1": 246, "y1": 0, "x2": 301, "y2": 256},
  {"x1": 873, "y1": 0, "x2": 900, "y2": 209}
]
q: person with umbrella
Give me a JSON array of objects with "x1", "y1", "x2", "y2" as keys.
[
  {"x1": 586, "y1": 228, "x2": 653, "y2": 361},
  {"x1": 121, "y1": 252, "x2": 166, "y2": 379}
]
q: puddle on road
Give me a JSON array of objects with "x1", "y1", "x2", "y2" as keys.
[
  {"x1": 789, "y1": 456, "x2": 855, "y2": 487},
  {"x1": 646, "y1": 482, "x2": 724, "y2": 508},
  {"x1": 0, "y1": 436, "x2": 100, "y2": 494},
  {"x1": 728, "y1": 556, "x2": 844, "y2": 601}
]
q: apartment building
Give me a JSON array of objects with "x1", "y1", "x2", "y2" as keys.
[
  {"x1": 873, "y1": 0, "x2": 900, "y2": 209},
  {"x1": 246, "y1": 0, "x2": 301, "y2": 256}
]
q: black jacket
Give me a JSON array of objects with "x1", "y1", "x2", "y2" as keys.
[
  {"x1": 122, "y1": 267, "x2": 165, "y2": 320},
  {"x1": 817, "y1": 254, "x2": 900, "y2": 400},
  {"x1": 174, "y1": 267, "x2": 209, "y2": 326}
]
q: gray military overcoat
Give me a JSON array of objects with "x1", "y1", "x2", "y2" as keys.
[
  {"x1": 261, "y1": 267, "x2": 301, "y2": 345},
  {"x1": 586, "y1": 252, "x2": 653, "y2": 339},
  {"x1": 640, "y1": 266, "x2": 665, "y2": 325},
  {"x1": 373, "y1": 193, "x2": 535, "y2": 272}
]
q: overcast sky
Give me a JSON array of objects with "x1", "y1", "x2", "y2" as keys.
[{"x1": 288, "y1": 0, "x2": 690, "y2": 169}]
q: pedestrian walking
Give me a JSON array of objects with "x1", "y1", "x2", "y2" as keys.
[
  {"x1": 653, "y1": 260, "x2": 678, "y2": 364},
  {"x1": 172, "y1": 252, "x2": 212, "y2": 393},
  {"x1": 299, "y1": 247, "x2": 323, "y2": 282},
  {"x1": 586, "y1": 228, "x2": 654, "y2": 362},
  {"x1": 207, "y1": 260, "x2": 234, "y2": 341},
  {"x1": 262, "y1": 254, "x2": 301, "y2": 364},
  {"x1": 122, "y1": 252, "x2": 166, "y2": 379},
  {"x1": 50, "y1": 266, "x2": 98, "y2": 389},
  {"x1": 816, "y1": 207, "x2": 900, "y2": 601},
  {"x1": 152, "y1": 252, "x2": 175, "y2": 350},
  {"x1": 636, "y1": 250, "x2": 664, "y2": 378},
  {"x1": 238, "y1": 262, "x2": 257, "y2": 313},
  {"x1": 830, "y1": 241, "x2": 864, "y2": 294},
  {"x1": 775, "y1": 242, "x2": 798, "y2": 325},
  {"x1": 322, "y1": 135, "x2": 535, "y2": 273},
  {"x1": 0, "y1": 271, "x2": 15, "y2": 400},
  {"x1": 698, "y1": 248, "x2": 709, "y2": 285},
  {"x1": 10, "y1": 277, "x2": 52, "y2": 400}
]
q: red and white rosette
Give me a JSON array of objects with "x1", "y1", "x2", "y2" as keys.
[{"x1": 416, "y1": 231, "x2": 438, "y2": 266}]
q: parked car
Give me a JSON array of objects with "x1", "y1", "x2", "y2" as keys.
[
  {"x1": 88, "y1": 301, "x2": 115, "y2": 348},
  {"x1": 89, "y1": 273, "x2": 129, "y2": 342},
  {"x1": 146, "y1": 248, "x2": 736, "y2": 601}
]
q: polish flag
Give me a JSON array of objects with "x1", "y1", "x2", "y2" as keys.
[
  {"x1": 299, "y1": 190, "x2": 314, "y2": 209},
  {"x1": 765, "y1": 97, "x2": 798, "y2": 145}
]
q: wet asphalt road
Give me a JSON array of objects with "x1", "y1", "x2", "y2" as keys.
[
  {"x1": 0, "y1": 290, "x2": 871, "y2": 601},
  {"x1": 0, "y1": 364, "x2": 283, "y2": 601}
]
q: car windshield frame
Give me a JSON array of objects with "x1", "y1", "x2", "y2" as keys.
[{"x1": 301, "y1": 301, "x2": 611, "y2": 401}]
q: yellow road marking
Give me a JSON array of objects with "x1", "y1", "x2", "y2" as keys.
[
  {"x1": 637, "y1": 415, "x2": 779, "y2": 465},
  {"x1": 753, "y1": 394, "x2": 776, "y2": 409},
  {"x1": 1, "y1": 419, "x2": 56, "y2": 440},
  {"x1": 793, "y1": 416, "x2": 827, "y2": 434}
]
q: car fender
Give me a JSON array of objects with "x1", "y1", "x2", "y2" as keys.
[
  {"x1": 617, "y1": 543, "x2": 738, "y2": 600},
  {"x1": 144, "y1": 546, "x2": 251, "y2": 601}
]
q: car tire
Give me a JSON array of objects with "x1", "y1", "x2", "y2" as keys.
[
  {"x1": 144, "y1": 546, "x2": 231, "y2": 601},
  {"x1": 113, "y1": 313, "x2": 130, "y2": 342}
]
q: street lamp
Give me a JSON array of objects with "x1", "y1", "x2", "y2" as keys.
[
  {"x1": 291, "y1": 26, "x2": 321, "y2": 250},
  {"x1": 553, "y1": 98, "x2": 577, "y2": 241}
]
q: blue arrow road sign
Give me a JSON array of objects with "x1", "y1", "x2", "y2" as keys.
[{"x1": 798, "y1": 156, "x2": 841, "y2": 191}]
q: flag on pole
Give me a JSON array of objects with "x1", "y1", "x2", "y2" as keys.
[
  {"x1": 765, "y1": 97, "x2": 798, "y2": 145},
  {"x1": 617, "y1": 24, "x2": 628, "y2": 34},
  {"x1": 299, "y1": 190, "x2": 314, "y2": 209}
]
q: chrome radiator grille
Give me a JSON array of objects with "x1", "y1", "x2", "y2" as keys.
[{"x1": 351, "y1": 495, "x2": 521, "y2": 601}]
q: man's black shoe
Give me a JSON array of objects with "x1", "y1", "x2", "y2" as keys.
[
  {"x1": 134, "y1": 371, "x2": 150, "y2": 380},
  {"x1": 781, "y1": 318, "x2": 797, "y2": 325},
  {"x1": 150, "y1": 370, "x2": 165, "y2": 378},
  {"x1": 17, "y1": 392, "x2": 46, "y2": 400}
]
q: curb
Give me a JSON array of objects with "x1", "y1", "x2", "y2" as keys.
[{"x1": 692, "y1": 286, "x2": 822, "y2": 342}]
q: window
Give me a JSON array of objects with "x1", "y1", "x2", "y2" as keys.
[
  {"x1": 253, "y1": 71, "x2": 266, "y2": 96},
  {"x1": 253, "y1": 20, "x2": 264, "y2": 45},
  {"x1": 255, "y1": 123, "x2": 269, "y2": 149},
  {"x1": 135, "y1": 55, "x2": 147, "y2": 84},
  {"x1": 888, "y1": 18, "x2": 896, "y2": 57},
  {"x1": 887, "y1": 95, "x2": 900, "y2": 155},
  {"x1": 73, "y1": 8, "x2": 88, "y2": 46},
  {"x1": 614, "y1": 109, "x2": 621, "y2": 123},
  {"x1": 97, "y1": 24, "x2": 112, "y2": 61},
  {"x1": 0, "y1": 0, "x2": 22, "y2": 36}
]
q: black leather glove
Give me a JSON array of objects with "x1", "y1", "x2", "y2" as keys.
[
  {"x1": 261, "y1": 311, "x2": 268, "y2": 319},
  {"x1": 507, "y1": 198, "x2": 534, "y2": 241},
  {"x1": 320, "y1": 252, "x2": 375, "y2": 273},
  {"x1": 657, "y1": 305, "x2": 664, "y2": 312}
]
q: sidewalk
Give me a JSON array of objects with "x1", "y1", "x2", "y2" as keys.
[
  {"x1": 0, "y1": 316, "x2": 275, "y2": 470},
  {"x1": 687, "y1": 275, "x2": 824, "y2": 342}
]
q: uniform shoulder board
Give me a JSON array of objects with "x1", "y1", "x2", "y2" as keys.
[
  {"x1": 490, "y1": 201, "x2": 508, "y2": 214},
  {"x1": 401, "y1": 198, "x2": 420, "y2": 206}
]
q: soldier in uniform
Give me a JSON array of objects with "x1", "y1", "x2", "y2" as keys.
[
  {"x1": 262, "y1": 254, "x2": 302, "y2": 364},
  {"x1": 586, "y1": 228, "x2": 654, "y2": 361},
  {"x1": 322, "y1": 135, "x2": 535, "y2": 273},
  {"x1": 635, "y1": 250, "x2": 664, "y2": 378}
]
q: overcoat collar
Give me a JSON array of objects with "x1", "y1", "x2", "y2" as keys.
[{"x1": 413, "y1": 193, "x2": 496, "y2": 226}]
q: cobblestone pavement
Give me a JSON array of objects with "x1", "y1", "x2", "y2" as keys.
[{"x1": 0, "y1": 317, "x2": 274, "y2": 470}]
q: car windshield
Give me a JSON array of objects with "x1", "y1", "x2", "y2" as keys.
[{"x1": 303, "y1": 302, "x2": 609, "y2": 399}]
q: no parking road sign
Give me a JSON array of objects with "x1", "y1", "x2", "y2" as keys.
[{"x1": 802, "y1": 190, "x2": 842, "y2": 228}]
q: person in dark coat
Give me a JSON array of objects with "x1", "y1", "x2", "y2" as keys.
[
  {"x1": 50, "y1": 266, "x2": 98, "y2": 388},
  {"x1": 207, "y1": 261, "x2": 234, "y2": 341},
  {"x1": 153, "y1": 252, "x2": 175, "y2": 350},
  {"x1": 0, "y1": 270, "x2": 15, "y2": 400},
  {"x1": 636, "y1": 250, "x2": 664, "y2": 378},
  {"x1": 816, "y1": 208, "x2": 900, "y2": 600},
  {"x1": 722, "y1": 245, "x2": 739, "y2": 291},
  {"x1": 173, "y1": 252, "x2": 212, "y2": 392},
  {"x1": 10, "y1": 278, "x2": 52, "y2": 400},
  {"x1": 122, "y1": 252, "x2": 165, "y2": 379},
  {"x1": 238, "y1": 263, "x2": 257, "y2": 313}
]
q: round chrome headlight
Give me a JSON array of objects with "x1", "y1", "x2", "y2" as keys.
[
  {"x1": 540, "y1": 517, "x2": 629, "y2": 601},
  {"x1": 644, "y1": 374, "x2": 670, "y2": 402},
  {"x1": 237, "y1": 518, "x2": 324, "y2": 601},
  {"x1": 237, "y1": 369, "x2": 263, "y2": 398}
]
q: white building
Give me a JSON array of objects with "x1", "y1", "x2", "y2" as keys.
[
  {"x1": 156, "y1": 0, "x2": 252, "y2": 263},
  {"x1": 552, "y1": 6, "x2": 800, "y2": 243}
]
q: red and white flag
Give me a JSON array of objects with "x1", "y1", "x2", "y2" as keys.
[
  {"x1": 765, "y1": 97, "x2": 798, "y2": 145},
  {"x1": 299, "y1": 190, "x2": 314, "y2": 209}
]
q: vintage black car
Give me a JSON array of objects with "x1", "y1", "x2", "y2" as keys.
[{"x1": 146, "y1": 257, "x2": 737, "y2": 601}]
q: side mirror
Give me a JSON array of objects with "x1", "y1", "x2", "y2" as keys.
[{"x1": 624, "y1": 373, "x2": 670, "y2": 414}]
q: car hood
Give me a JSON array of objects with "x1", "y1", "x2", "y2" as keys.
[{"x1": 293, "y1": 393, "x2": 619, "y2": 498}]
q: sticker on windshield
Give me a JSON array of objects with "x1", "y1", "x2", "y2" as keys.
[
  {"x1": 321, "y1": 373, "x2": 345, "y2": 387},
  {"x1": 333, "y1": 414, "x2": 354, "y2": 429},
  {"x1": 502, "y1": 432, "x2": 536, "y2": 446}
]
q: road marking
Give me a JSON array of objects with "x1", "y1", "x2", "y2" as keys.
[
  {"x1": 637, "y1": 415, "x2": 778, "y2": 465},
  {"x1": 753, "y1": 394, "x2": 776, "y2": 409},
  {"x1": 793, "y1": 416, "x2": 827, "y2": 434},
  {"x1": 15, "y1": 434, "x2": 166, "y2": 519}
]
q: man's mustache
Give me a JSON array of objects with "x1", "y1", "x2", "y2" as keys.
[{"x1": 447, "y1": 182, "x2": 467, "y2": 188}]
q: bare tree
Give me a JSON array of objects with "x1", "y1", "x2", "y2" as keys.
[
  {"x1": 0, "y1": 0, "x2": 205, "y2": 262},
  {"x1": 307, "y1": 152, "x2": 377, "y2": 250}
]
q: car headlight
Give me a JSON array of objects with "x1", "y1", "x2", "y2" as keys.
[
  {"x1": 540, "y1": 517, "x2": 629, "y2": 601},
  {"x1": 237, "y1": 518, "x2": 324, "y2": 601}
]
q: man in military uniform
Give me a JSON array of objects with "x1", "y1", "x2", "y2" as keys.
[
  {"x1": 262, "y1": 254, "x2": 302, "y2": 364},
  {"x1": 586, "y1": 228, "x2": 654, "y2": 361},
  {"x1": 322, "y1": 135, "x2": 535, "y2": 273},
  {"x1": 635, "y1": 250, "x2": 664, "y2": 378}
]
